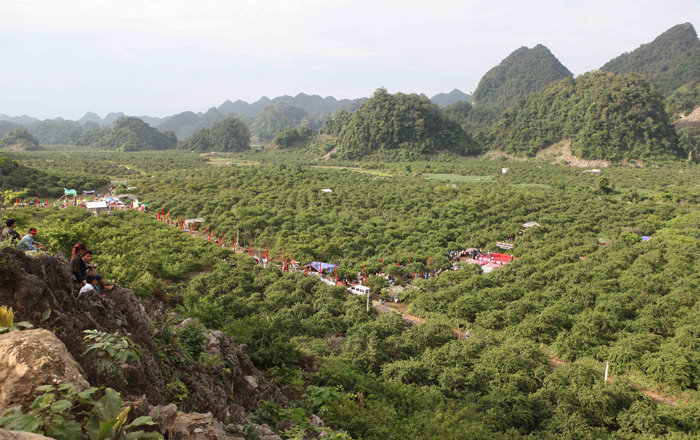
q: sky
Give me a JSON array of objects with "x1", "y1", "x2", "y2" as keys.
[{"x1": 2, "y1": 0, "x2": 700, "y2": 120}]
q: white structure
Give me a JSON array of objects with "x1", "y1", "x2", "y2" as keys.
[
  {"x1": 319, "y1": 189, "x2": 333, "y2": 193},
  {"x1": 583, "y1": 169, "x2": 602, "y2": 173},
  {"x1": 347, "y1": 285, "x2": 371, "y2": 296},
  {"x1": 502, "y1": 168, "x2": 510, "y2": 174},
  {"x1": 86, "y1": 201, "x2": 108, "y2": 215},
  {"x1": 522, "y1": 221, "x2": 541, "y2": 228}
]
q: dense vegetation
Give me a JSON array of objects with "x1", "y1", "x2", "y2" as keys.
[
  {"x1": 91, "y1": 117, "x2": 177, "y2": 151},
  {"x1": 666, "y1": 80, "x2": 700, "y2": 118},
  {"x1": 322, "y1": 89, "x2": 478, "y2": 160},
  {"x1": 486, "y1": 71, "x2": 679, "y2": 160},
  {"x1": 601, "y1": 23, "x2": 700, "y2": 96},
  {"x1": 249, "y1": 102, "x2": 309, "y2": 141},
  {"x1": 178, "y1": 117, "x2": 251, "y2": 153},
  {"x1": 0, "y1": 128, "x2": 41, "y2": 151},
  {"x1": 471, "y1": 45, "x2": 572, "y2": 114},
  {"x1": 6, "y1": 149, "x2": 700, "y2": 439}
]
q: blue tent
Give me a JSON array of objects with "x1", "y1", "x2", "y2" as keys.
[
  {"x1": 642, "y1": 236, "x2": 653, "y2": 241},
  {"x1": 304, "y1": 262, "x2": 338, "y2": 272}
]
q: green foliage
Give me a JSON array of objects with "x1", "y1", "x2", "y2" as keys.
[
  {"x1": 273, "y1": 126, "x2": 313, "y2": 148},
  {"x1": 178, "y1": 117, "x2": 250, "y2": 153},
  {"x1": 324, "y1": 88, "x2": 479, "y2": 159},
  {"x1": 83, "y1": 330, "x2": 142, "y2": 365},
  {"x1": 0, "y1": 128, "x2": 41, "y2": 151},
  {"x1": 602, "y1": 23, "x2": 700, "y2": 96},
  {"x1": 666, "y1": 80, "x2": 700, "y2": 118},
  {"x1": 178, "y1": 321, "x2": 207, "y2": 360},
  {"x1": 488, "y1": 71, "x2": 679, "y2": 160},
  {"x1": 163, "y1": 381, "x2": 189, "y2": 406},
  {"x1": 0, "y1": 383, "x2": 162, "y2": 440},
  {"x1": 678, "y1": 126, "x2": 700, "y2": 161},
  {"x1": 0, "y1": 305, "x2": 33, "y2": 334},
  {"x1": 83, "y1": 330, "x2": 142, "y2": 385},
  {"x1": 250, "y1": 102, "x2": 308, "y2": 140},
  {"x1": 91, "y1": 117, "x2": 177, "y2": 151},
  {"x1": 472, "y1": 44, "x2": 572, "y2": 113}
]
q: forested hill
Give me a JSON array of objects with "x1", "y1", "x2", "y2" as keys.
[
  {"x1": 90, "y1": 117, "x2": 177, "y2": 151},
  {"x1": 486, "y1": 71, "x2": 680, "y2": 160},
  {"x1": 471, "y1": 44, "x2": 573, "y2": 113},
  {"x1": 323, "y1": 88, "x2": 478, "y2": 159},
  {"x1": 178, "y1": 117, "x2": 250, "y2": 152},
  {"x1": 601, "y1": 23, "x2": 700, "y2": 96}
]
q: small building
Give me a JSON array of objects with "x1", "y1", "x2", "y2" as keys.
[
  {"x1": 502, "y1": 168, "x2": 510, "y2": 174},
  {"x1": 319, "y1": 189, "x2": 333, "y2": 193},
  {"x1": 86, "y1": 201, "x2": 108, "y2": 215},
  {"x1": 582, "y1": 169, "x2": 602, "y2": 174}
]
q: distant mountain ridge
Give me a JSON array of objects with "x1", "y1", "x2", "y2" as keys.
[{"x1": 601, "y1": 23, "x2": 700, "y2": 95}]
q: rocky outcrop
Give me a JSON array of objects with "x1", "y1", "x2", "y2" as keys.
[
  {"x1": 0, "y1": 247, "x2": 286, "y2": 424},
  {"x1": 149, "y1": 405, "x2": 245, "y2": 440},
  {"x1": 0, "y1": 429, "x2": 54, "y2": 439},
  {"x1": 0, "y1": 329, "x2": 89, "y2": 412}
]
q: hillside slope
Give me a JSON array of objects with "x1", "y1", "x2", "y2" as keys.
[
  {"x1": 601, "y1": 23, "x2": 700, "y2": 95},
  {"x1": 471, "y1": 44, "x2": 572, "y2": 113}
]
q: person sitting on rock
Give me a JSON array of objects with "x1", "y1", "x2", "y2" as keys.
[
  {"x1": 82, "y1": 250, "x2": 113, "y2": 292},
  {"x1": 1, "y1": 218, "x2": 21, "y2": 244},
  {"x1": 78, "y1": 274, "x2": 105, "y2": 300},
  {"x1": 70, "y1": 242, "x2": 88, "y2": 282},
  {"x1": 17, "y1": 227, "x2": 45, "y2": 251}
]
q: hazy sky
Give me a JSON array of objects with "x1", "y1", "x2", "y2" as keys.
[{"x1": 2, "y1": 0, "x2": 700, "y2": 120}]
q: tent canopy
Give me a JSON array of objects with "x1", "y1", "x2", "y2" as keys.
[{"x1": 304, "y1": 262, "x2": 338, "y2": 272}]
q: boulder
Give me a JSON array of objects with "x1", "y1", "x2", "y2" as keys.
[
  {"x1": 149, "y1": 406, "x2": 242, "y2": 440},
  {"x1": 0, "y1": 429, "x2": 54, "y2": 440},
  {"x1": 0, "y1": 329, "x2": 89, "y2": 412}
]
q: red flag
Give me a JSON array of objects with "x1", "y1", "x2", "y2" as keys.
[
  {"x1": 305, "y1": 266, "x2": 308, "y2": 276},
  {"x1": 428, "y1": 255, "x2": 431, "y2": 267},
  {"x1": 266, "y1": 245, "x2": 269, "y2": 261},
  {"x1": 380, "y1": 257, "x2": 383, "y2": 264},
  {"x1": 36, "y1": 196, "x2": 38, "y2": 206},
  {"x1": 409, "y1": 252, "x2": 411, "y2": 263},
  {"x1": 335, "y1": 266, "x2": 338, "y2": 285},
  {"x1": 46, "y1": 198, "x2": 49, "y2": 207},
  {"x1": 168, "y1": 211, "x2": 171, "y2": 220},
  {"x1": 177, "y1": 215, "x2": 180, "y2": 223}
]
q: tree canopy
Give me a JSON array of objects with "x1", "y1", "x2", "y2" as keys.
[
  {"x1": 178, "y1": 117, "x2": 251, "y2": 153},
  {"x1": 487, "y1": 71, "x2": 679, "y2": 160},
  {"x1": 92, "y1": 117, "x2": 177, "y2": 151},
  {"x1": 250, "y1": 102, "x2": 309, "y2": 141},
  {"x1": 0, "y1": 128, "x2": 41, "y2": 151},
  {"x1": 471, "y1": 44, "x2": 573, "y2": 113},
  {"x1": 601, "y1": 23, "x2": 700, "y2": 96},
  {"x1": 323, "y1": 88, "x2": 479, "y2": 159}
]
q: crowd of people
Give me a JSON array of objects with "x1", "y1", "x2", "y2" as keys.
[{"x1": 1, "y1": 218, "x2": 114, "y2": 301}]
